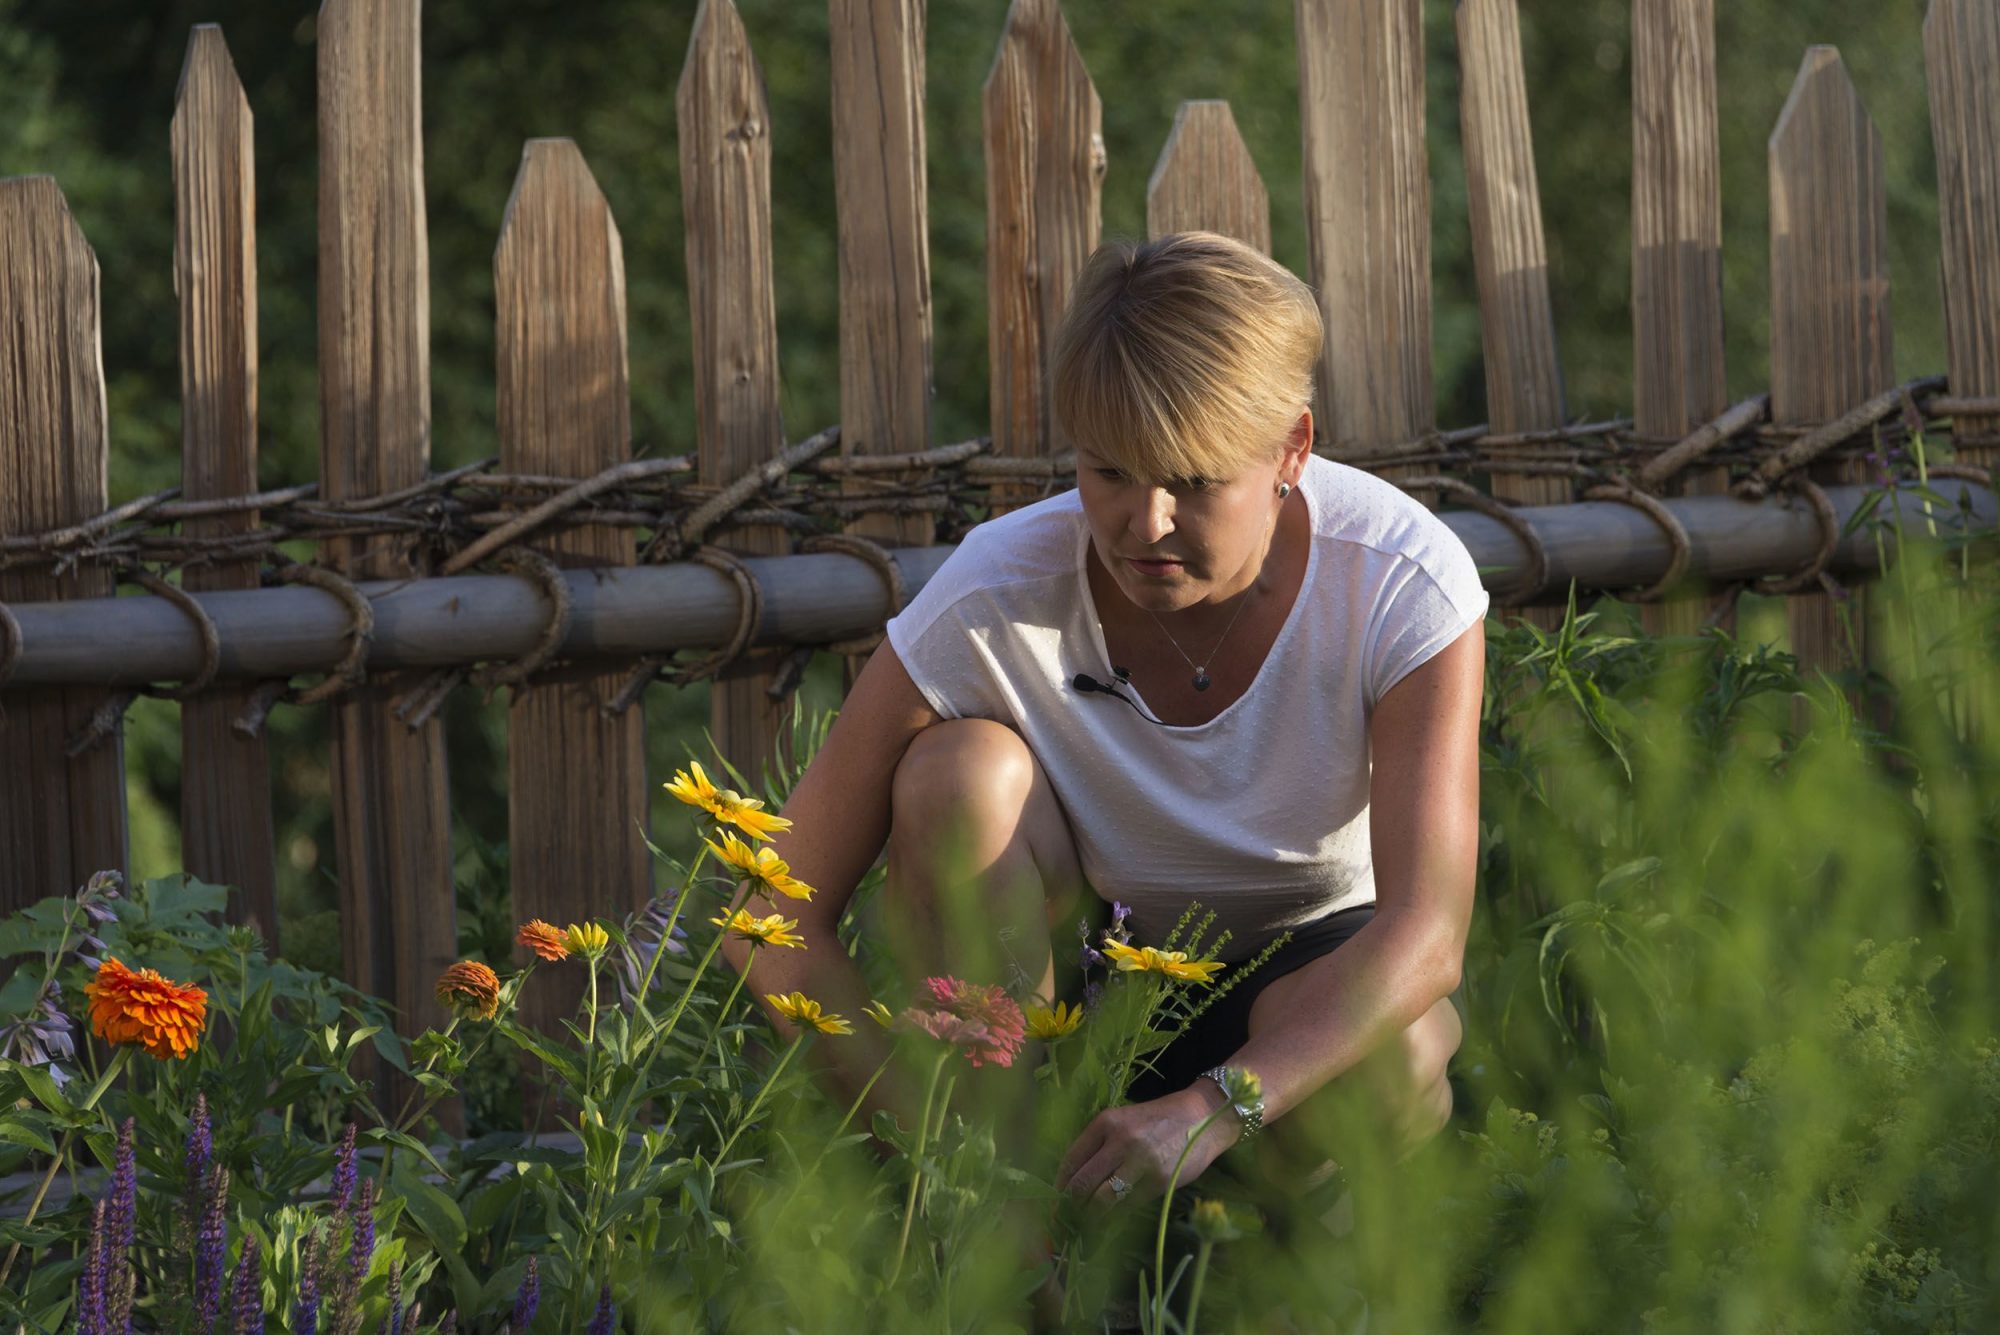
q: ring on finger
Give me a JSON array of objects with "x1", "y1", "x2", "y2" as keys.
[{"x1": 1107, "y1": 1174, "x2": 1132, "y2": 1201}]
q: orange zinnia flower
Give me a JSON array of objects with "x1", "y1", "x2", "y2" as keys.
[
  {"x1": 516, "y1": 919, "x2": 570, "y2": 962},
  {"x1": 84, "y1": 958, "x2": 209, "y2": 1060},
  {"x1": 435, "y1": 961, "x2": 502, "y2": 1021}
]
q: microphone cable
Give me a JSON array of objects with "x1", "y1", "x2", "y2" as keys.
[{"x1": 1069, "y1": 666, "x2": 1175, "y2": 727}]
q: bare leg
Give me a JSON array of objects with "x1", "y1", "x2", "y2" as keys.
[{"x1": 879, "y1": 718, "x2": 1087, "y2": 1006}]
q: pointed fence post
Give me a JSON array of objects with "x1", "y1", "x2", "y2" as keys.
[
  {"x1": 831, "y1": 0, "x2": 937, "y2": 567},
  {"x1": 1296, "y1": 0, "x2": 1433, "y2": 482},
  {"x1": 1767, "y1": 47, "x2": 1895, "y2": 703},
  {"x1": 679, "y1": 0, "x2": 792, "y2": 779},
  {"x1": 1458, "y1": 0, "x2": 1566, "y2": 627},
  {"x1": 984, "y1": 0, "x2": 1104, "y2": 514},
  {"x1": 0, "y1": 176, "x2": 126, "y2": 916},
  {"x1": 494, "y1": 138, "x2": 655, "y2": 1050},
  {"x1": 317, "y1": 0, "x2": 457, "y2": 1127},
  {"x1": 1632, "y1": 0, "x2": 1732, "y2": 635},
  {"x1": 1925, "y1": 0, "x2": 2000, "y2": 474},
  {"x1": 173, "y1": 25, "x2": 279, "y2": 942},
  {"x1": 1146, "y1": 101, "x2": 1268, "y2": 253}
]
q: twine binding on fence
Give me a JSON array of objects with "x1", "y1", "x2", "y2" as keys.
[{"x1": 4, "y1": 374, "x2": 1994, "y2": 722}]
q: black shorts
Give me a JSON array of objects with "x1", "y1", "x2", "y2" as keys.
[{"x1": 1123, "y1": 903, "x2": 1385, "y2": 1104}]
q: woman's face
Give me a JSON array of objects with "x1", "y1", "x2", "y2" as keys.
[{"x1": 1075, "y1": 414, "x2": 1309, "y2": 614}]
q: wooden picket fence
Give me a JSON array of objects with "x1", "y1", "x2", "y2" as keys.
[{"x1": 3, "y1": 0, "x2": 1999, "y2": 1092}]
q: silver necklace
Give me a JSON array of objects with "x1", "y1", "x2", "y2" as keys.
[{"x1": 1145, "y1": 586, "x2": 1256, "y2": 692}]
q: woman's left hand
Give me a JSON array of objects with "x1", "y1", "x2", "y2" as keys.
[{"x1": 1055, "y1": 1084, "x2": 1239, "y2": 1206}]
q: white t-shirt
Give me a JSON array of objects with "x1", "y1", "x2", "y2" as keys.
[{"x1": 883, "y1": 452, "x2": 1489, "y2": 962}]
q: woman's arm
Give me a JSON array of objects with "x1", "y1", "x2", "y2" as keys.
[
  {"x1": 1057, "y1": 618, "x2": 1484, "y2": 1196},
  {"x1": 717, "y1": 640, "x2": 942, "y2": 1120}
]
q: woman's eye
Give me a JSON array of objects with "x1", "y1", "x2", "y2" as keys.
[
  {"x1": 1094, "y1": 468, "x2": 1126, "y2": 482},
  {"x1": 1173, "y1": 475, "x2": 1212, "y2": 491}
]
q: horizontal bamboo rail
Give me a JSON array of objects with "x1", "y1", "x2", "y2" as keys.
[{"x1": 3, "y1": 479, "x2": 1987, "y2": 691}]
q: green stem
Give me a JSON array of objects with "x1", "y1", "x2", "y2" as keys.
[
  {"x1": 807, "y1": 1054, "x2": 894, "y2": 1175},
  {"x1": 713, "y1": 1033, "x2": 807, "y2": 1166},
  {"x1": 633, "y1": 843, "x2": 711, "y2": 1024},
  {"x1": 584, "y1": 957, "x2": 601, "y2": 1094},
  {"x1": 1151, "y1": 1105, "x2": 1233, "y2": 1331},
  {"x1": 652, "y1": 879, "x2": 750, "y2": 1047},
  {"x1": 885, "y1": 1049, "x2": 951, "y2": 1292},
  {"x1": 1183, "y1": 1241, "x2": 1216, "y2": 1334},
  {"x1": 703, "y1": 943, "x2": 758, "y2": 1071},
  {"x1": 0, "y1": 1047, "x2": 131, "y2": 1290}
]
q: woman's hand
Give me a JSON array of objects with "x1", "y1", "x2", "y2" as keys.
[{"x1": 1055, "y1": 1083, "x2": 1239, "y2": 1206}]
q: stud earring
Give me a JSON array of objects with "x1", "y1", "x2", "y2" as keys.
[{"x1": 1277, "y1": 482, "x2": 1292, "y2": 499}]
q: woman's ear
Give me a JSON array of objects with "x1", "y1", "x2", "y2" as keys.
[{"x1": 1284, "y1": 408, "x2": 1315, "y2": 477}]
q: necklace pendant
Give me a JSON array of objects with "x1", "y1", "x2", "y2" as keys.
[{"x1": 1193, "y1": 670, "x2": 1212, "y2": 692}]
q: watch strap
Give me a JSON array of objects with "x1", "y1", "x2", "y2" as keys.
[{"x1": 1199, "y1": 1065, "x2": 1263, "y2": 1142}]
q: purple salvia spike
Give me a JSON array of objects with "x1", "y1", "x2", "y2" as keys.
[
  {"x1": 186, "y1": 1092, "x2": 213, "y2": 1196},
  {"x1": 385, "y1": 1258, "x2": 404, "y2": 1335},
  {"x1": 292, "y1": 1259, "x2": 319, "y2": 1335},
  {"x1": 230, "y1": 1233, "x2": 263, "y2": 1335},
  {"x1": 195, "y1": 1164, "x2": 230, "y2": 1330},
  {"x1": 348, "y1": 1177, "x2": 376, "y2": 1281},
  {"x1": 106, "y1": 1118, "x2": 137, "y2": 1331},
  {"x1": 584, "y1": 1284, "x2": 614, "y2": 1335},
  {"x1": 511, "y1": 1255, "x2": 539, "y2": 1329},
  {"x1": 330, "y1": 1122, "x2": 357, "y2": 1216},
  {"x1": 77, "y1": 1198, "x2": 107, "y2": 1335}
]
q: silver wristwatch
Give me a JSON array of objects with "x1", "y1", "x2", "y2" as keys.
[{"x1": 1199, "y1": 1065, "x2": 1264, "y2": 1142}]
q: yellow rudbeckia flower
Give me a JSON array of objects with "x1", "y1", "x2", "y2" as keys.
[
  {"x1": 1102, "y1": 940, "x2": 1223, "y2": 985},
  {"x1": 564, "y1": 921, "x2": 612, "y2": 959},
  {"x1": 710, "y1": 909, "x2": 806, "y2": 949},
  {"x1": 766, "y1": 991, "x2": 853, "y2": 1035},
  {"x1": 709, "y1": 789, "x2": 792, "y2": 842},
  {"x1": 666, "y1": 762, "x2": 794, "y2": 842},
  {"x1": 705, "y1": 829, "x2": 816, "y2": 901},
  {"x1": 1024, "y1": 1000, "x2": 1084, "y2": 1039},
  {"x1": 663, "y1": 760, "x2": 723, "y2": 812}
]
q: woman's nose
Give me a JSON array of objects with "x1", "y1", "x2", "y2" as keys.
[{"x1": 1128, "y1": 487, "x2": 1175, "y2": 545}]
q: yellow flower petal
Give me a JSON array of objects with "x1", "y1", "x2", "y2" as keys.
[
  {"x1": 712, "y1": 909, "x2": 806, "y2": 949},
  {"x1": 563, "y1": 922, "x2": 611, "y2": 957},
  {"x1": 766, "y1": 990, "x2": 851, "y2": 1035},
  {"x1": 1025, "y1": 1000, "x2": 1084, "y2": 1040}
]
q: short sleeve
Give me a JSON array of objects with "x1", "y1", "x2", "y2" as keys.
[
  {"x1": 1364, "y1": 533, "x2": 1490, "y2": 709},
  {"x1": 882, "y1": 539, "x2": 1009, "y2": 723}
]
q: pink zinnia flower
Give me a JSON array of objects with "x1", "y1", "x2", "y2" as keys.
[{"x1": 898, "y1": 976, "x2": 1026, "y2": 1068}]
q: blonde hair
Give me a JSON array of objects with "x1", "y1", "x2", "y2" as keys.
[{"x1": 1049, "y1": 231, "x2": 1322, "y2": 484}]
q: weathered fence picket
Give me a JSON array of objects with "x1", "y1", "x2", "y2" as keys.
[
  {"x1": 172, "y1": 25, "x2": 278, "y2": 943},
  {"x1": 1297, "y1": 0, "x2": 1433, "y2": 475},
  {"x1": 1456, "y1": 0, "x2": 1567, "y2": 628},
  {"x1": 1146, "y1": 101, "x2": 1268, "y2": 255},
  {"x1": 1768, "y1": 47, "x2": 1895, "y2": 688},
  {"x1": 1633, "y1": 0, "x2": 1733, "y2": 634},
  {"x1": 984, "y1": 0, "x2": 1103, "y2": 515},
  {"x1": 493, "y1": 139, "x2": 654, "y2": 1040},
  {"x1": 1925, "y1": 0, "x2": 2000, "y2": 473},
  {"x1": 680, "y1": 0, "x2": 793, "y2": 777},
  {"x1": 831, "y1": 0, "x2": 936, "y2": 563},
  {"x1": 316, "y1": 0, "x2": 456, "y2": 1123},
  {"x1": 0, "y1": 178, "x2": 126, "y2": 914}
]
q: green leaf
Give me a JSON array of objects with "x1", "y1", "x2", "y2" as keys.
[
  {"x1": 0, "y1": 1116, "x2": 59, "y2": 1156},
  {"x1": 366, "y1": 1127, "x2": 449, "y2": 1177}
]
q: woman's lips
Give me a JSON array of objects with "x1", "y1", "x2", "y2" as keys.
[{"x1": 1125, "y1": 557, "x2": 1184, "y2": 577}]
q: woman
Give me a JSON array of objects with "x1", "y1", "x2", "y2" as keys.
[{"x1": 721, "y1": 231, "x2": 1485, "y2": 1211}]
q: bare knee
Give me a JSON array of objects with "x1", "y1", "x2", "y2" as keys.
[{"x1": 891, "y1": 719, "x2": 1037, "y2": 829}]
